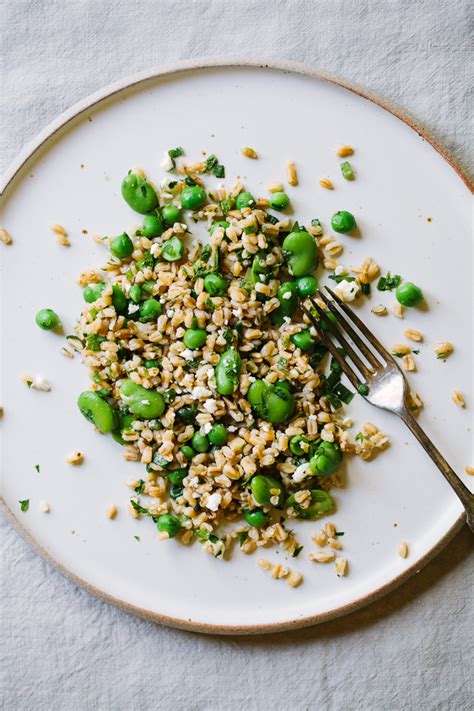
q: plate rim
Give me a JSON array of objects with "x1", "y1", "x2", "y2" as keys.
[{"x1": 0, "y1": 58, "x2": 470, "y2": 635}]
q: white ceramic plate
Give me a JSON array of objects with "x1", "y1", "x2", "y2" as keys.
[{"x1": 1, "y1": 61, "x2": 472, "y2": 634}]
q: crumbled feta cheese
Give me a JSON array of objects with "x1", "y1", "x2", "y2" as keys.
[
  {"x1": 206, "y1": 493, "x2": 222, "y2": 512},
  {"x1": 203, "y1": 423, "x2": 213, "y2": 434},
  {"x1": 39, "y1": 500, "x2": 50, "y2": 513},
  {"x1": 192, "y1": 386, "x2": 212, "y2": 399},
  {"x1": 181, "y1": 348, "x2": 194, "y2": 360},
  {"x1": 203, "y1": 399, "x2": 218, "y2": 413},
  {"x1": 141, "y1": 399, "x2": 150, "y2": 406},
  {"x1": 128, "y1": 303, "x2": 139, "y2": 314},
  {"x1": 216, "y1": 182, "x2": 224, "y2": 191},
  {"x1": 283, "y1": 291, "x2": 292, "y2": 300},
  {"x1": 292, "y1": 462, "x2": 312, "y2": 483},
  {"x1": 160, "y1": 153, "x2": 174, "y2": 171},
  {"x1": 23, "y1": 374, "x2": 51, "y2": 391},
  {"x1": 150, "y1": 243, "x2": 160, "y2": 256},
  {"x1": 228, "y1": 425, "x2": 237, "y2": 432},
  {"x1": 334, "y1": 265, "x2": 347, "y2": 276},
  {"x1": 166, "y1": 310, "x2": 174, "y2": 318},
  {"x1": 335, "y1": 279, "x2": 360, "y2": 302}
]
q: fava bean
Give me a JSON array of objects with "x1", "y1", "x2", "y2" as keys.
[
  {"x1": 121, "y1": 172, "x2": 158, "y2": 214},
  {"x1": 309, "y1": 441, "x2": 342, "y2": 477},
  {"x1": 83, "y1": 283, "x2": 105, "y2": 303},
  {"x1": 289, "y1": 435, "x2": 311, "y2": 457},
  {"x1": 180, "y1": 445, "x2": 195, "y2": 460},
  {"x1": 129, "y1": 285, "x2": 142, "y2": 303},
  {"x1": 250, "y1": 475, "x2": 285, "y2": 507},
  {"x1": 161, "y1": 236, "x2": 184, "y2": 262},
  {"x1": 119, "y1": 379, "x2": 165, "y2": 418},
  {"x1": 271, "y1": 281, "x2": 298, "y2": 325},
  {"x1": 286, "y1": 489, "x2": 335, "y2": 519},
  {"x1": 112, "y1": 285, "x2": 127, "y2": 314},
  {"x1": 111, "y1": 412, "x2": 135, "y2": 444},
  {"x1": 77, "y1": 391, "x2": 115, "y2": 433},
  {"x1": 215, "y1": 348, "x2": 242, "y2": 395},
  {"x1": 247, "y1": 379, "x2": 295, "y2": 424},
  {"x1": 282, "y1": 231, "x2": 318, "y2": 276}
]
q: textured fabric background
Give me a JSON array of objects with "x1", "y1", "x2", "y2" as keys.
[{"x1": 1, "y1": 1, "x2": 473, "y2": 710}]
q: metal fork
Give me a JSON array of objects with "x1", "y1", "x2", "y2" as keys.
[{"x1": 302, "y1": 286, "x2": 474, "y2": 532}]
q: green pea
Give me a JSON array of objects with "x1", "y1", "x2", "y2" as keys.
[
  {"x1": 180, "y1": 445, "x2": 195, "y2": 460},
  {"x1": 167, "y1": 469, "x2": 187, "y2": 486},
  {"x1": 143, "y1": 359, "x2": 161, "y2": 369},
  {"x1": 250, "y1": 475, "x2": 285, "y2": 507},
  {"x1": 35, "y1": 308, "x2": 60, "y2": 331},
  {"x1": 161, "y1": 236, "x2": 184, "y2": 262},
  {"x1": 269, "y1": 191, "x2": 290, "y2": 211},
  {"x1": 181, "y1": 185, "x2": 207, "y2": 210},
  {"x1": 112, "y1": 285, "x2": 128, "y2": 314},
  {"x1": 139, "y1": 298, "x2": 162, "y2": 322},
  {"x1": 110, "y1": 232, "x2": 133, "y2": 259},
  {"x1": 141, "y1": 280, "x2": 156, "y2": 294},
  {"x1": 77, "y1": 391, "x2": 115, "y2": 433},
  {"x1": 289, "y1": 435, "x2": 311, "y2": 457},
  {"x1": 208, "y1": 423, "x2": 228, "y2": 446},
  {"x1": 331, "y1": 210, "x2": 356, "y2": 234},
  {"x1": 320, "y1": 310, "x2": 337, "y2": 331},
  {"x1": 111, "y1": 412, "x2": 135, "y2": 444},
  {"x1": 175, "y1": 405, "x2": 196, "y2": 423},
  {"x1": 129, "y1": 285, "x2": 142, "y2": 303},
  {"x1": 83, "y1": 283, "x2": 105, "y2": 303},
  {"x1": 215, "y1": 348, "x2": 242, "y2": 395},
  {"x1": 243, "y1": 509, "x2": 268, "y2": 528},
  {"x1": 204, "y1": 272, "x2": 228, "y2": 296},
  {"x1": 191, "y1": 431, "x2": 210, "y2": 453},
  {"x1": 141, "y1": 214, "x2": 164, "y2": 237},
  {"x1": 247, "y1": 380, "x2": 295, "y2": 424},
  {"x1": 235, "y1": 191, "x2": 255, "y2": 210},
  {"x1": 290, "y1": 330, "x2": 315, "y2": 352},
  {"x1": 119, "y1": 379, "x2": 165, "y2": 419},
  {"x1": 210, "y1": 220, "x2": 229, "y2": 234},
  {"x1": 161, "y1": 204, "x2": 182, "y2": 225},
  {"x1": 156, "y1": 514, "x2": 181, "y2": 538},
  {"x1": 396, "y1": 282, "x2": 423, "y2": 307},
  {"x1": 183, "y1": 328, "x2": 207, "y2": 350},
  {"x1": 309, "y1": 441, "x2": 342, "y2": 477},
  {"x1": 286, "y1": 489, "x2": 335, "y2": 519},
  {"x1": 121, "y1": 172, "x2": 158, "y2": 214},
  {"x1": 282, "y1": 231, "x2": 318, "y2": 276},
  {"x1": 295, "y1": 275, "x2": 318, "y2": 297},
  {"x1": 271, "y1": 281, "x2": 299, "y2": 325}
]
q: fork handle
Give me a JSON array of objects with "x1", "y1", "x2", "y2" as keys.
[{"x1": 400, "y1": 411, "x2": 474, "y2": 532}]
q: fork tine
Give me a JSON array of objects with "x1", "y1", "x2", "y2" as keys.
[
  {"x1": 308, "y1": 299, "x2": 373, "y2": 379},
  {"x1": 301, "y1": 303, "x2": 363, "y2": 391},
  {"x1": 317, "y1": 289, "x2": 382, "y2": 371},
  {"x1": 324, "y1": 286, "x2": 398, "y2": 366}
]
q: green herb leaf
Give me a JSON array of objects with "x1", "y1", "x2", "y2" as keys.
[
  {"x1": 86, "y1": 334, "x2": 106, "y2": 351},
  {"x1": 335, "y1": 531, "x2": 345, "y2": 537},
  {"x1": 205, "y1": 154, "x2": 225, "y2": 178},
  {"x1": 376, "y1": 272, "x2": 402, "y2": 291},
  {"x1": 265, "y1": 214, "x2": 279, "y2": 225},
  {"x1": 237, "y1": 531, "x2": 249, "y2": 546},
  {"x1": 134, "y1": 479, "x2": 145, "y2": 495},
  {"x1": 412, "y1": 349, "x2": 420, "y2": 355},
  {"x1": 195, "y1": 528, "x2": 210, "y2": 541},
  {"x1": 311, "y1": 218, "x2": 321, "y2": 228},
  {"x1": 133, "y1": 535, "x2": 140, "y2": 542},
  {"x1": 361, "y1": 282, "x2": 371, "y2": 295},
  {"x1": 34, "y1": 464, "x2": 40, "y2": 473},
  {"x1": 357, "y1": 383, "x2": 370, "y2": 396},
  {"x1": 329, "y1": 273, "x2": 356, "y2": 284},
  {"x1": 130, "y1": 499, "x2": 150, "y2": 516},
  {"x1": 355, "y1": 432, "x2": 365, "y2": 443},
  {"x1": 340, "y1": 161, "x2": 355, "y2": 180},
  {"x1": 333, "y1": 382, "x2": 354, "y2": 404},
  {"x1": 293, "y1": 545, "x2": 304, "y2": 558},
  {"x1": 168, "y1": 146, "x2": 184, "y2": 159},
  {"x1": 19, "y1": 499, "x2": 30, "y2": 512}
]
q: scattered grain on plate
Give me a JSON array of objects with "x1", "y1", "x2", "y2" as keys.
[
  {"x1": 268, "y1": 181, "x2": 284, "y2": 193},
  {"x1": 66, "y1": 450, "x2": 84, "y2": 465},
  {"x1": 398, "y1": 542, "x2": 409, "y2": 558},
  {"x1": 390, "y1": 302, "x2": 405, "y2": 319},
  {"x1": 372, "y1": 304, "x2": 387, "y2": 316},
  {"x1": 258, "y1": 559, "x2": 302, "y2": 587},
  {"x1": 402, "y1": 354, "x2": 416, "y2": 372},
  {"x1": 352, "y1": 257, "x2": 380, "y2": 283},
  {"x1": 408, "y1": 391, "x2": 424, "y2": 411},
  {"x1": 0, "y1": 228, "x2": 13, "y2": 245},
  {"x1": 241, "y1": 147, "x2": 258, "y2": 159},
  {"x1": 127, "y1": 502, "x2": 139, "y2": 519},
  {"x1": 336, "y1": 145, "x2": 354, "y2": 157},
  {"x1": 256, "y1": 198, "x2": 270, "y2": 208},
  {"x1": 328, "y1": 537, "x2": 342, "y2": 550},
  {"x1": 106, "y1": 504, "x2": 117, "y2": 519},
  {"x1": 0, "y1": 406, "x2": 3, "y2": 418},
  {"x1": 325, "y1": 522, "x2": 336, "y2": 537},
  {"x1": 334, "y1": 557, "x2": 348, "y2": 576},
  {"x1": 319, "y1": 177, "x2": 334, "y2": 190},
  {"x1": 312, "y1": 530, "x2": 327, "y2": 547},
  {"x1": 391, "y1": 343, "x2": 411, "y2": 356},
  {"x1": 465, "y1": 466, "x2": 474, "y2": 476},
  {"x1": 309, "y1": 550, "x2": 336, "y2": 563},
  {"x1": 434, "y1": 342, "x2": 453, "y2": 359},
  {"x1": 61, "y1": 347, "x2": 74, "y2": 359},
  {"x1": 404, "y1": 328, "x2": 423, "y2": 342},
  {"x1": 287, "y1": 570, "x2": 303, "y2": 588},
  {"x1": 286, "y1": 161, "x2": 298, "y2": 186},
  {"x1": 451, "y1": 389, "x2": 466, "y2": 408},
  {"x1": 22, "y1": 374, "x2": 51, "y2": 391},
  {"x1": 51, "y1": 224, "x2": 70, "y2": 246}
]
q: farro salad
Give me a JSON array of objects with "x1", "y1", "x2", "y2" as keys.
[{"x1": 67, "y1": 149, "x2": 398, "y2": 561}]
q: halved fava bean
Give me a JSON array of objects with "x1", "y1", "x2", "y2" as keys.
[
  {"x1": 121, "y1": 172, "x2": 158, "y2": 214},
  {"x1": 215, "y1": 348, "x2": 242, "y2": 396},
  {"x1": 77, "y1": 391, "x2": 115, "y2": 433}
]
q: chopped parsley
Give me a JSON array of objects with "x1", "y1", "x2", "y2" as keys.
[
  {"x1": 168, "y1": 146, "x2": 184, "y2": 169},
  {"x1": 376, "y1": 272, "x2": 402, "y2": 291},
  {"x1": 204, "y1": 153, "x2": 225, "y2": 178},
  {"x1": 329, "y1": 272, "x2": 356, "y2": 284},
  {"x1": 237, "y1": 531, "x2": 249, "y2": 546},
  {"x1": 335, "y1": 531, "x2": 345, "y2": 537},
  {"x1": 357, "y1": 384, "x2": 370, "y2": 396},
  {"x1": 134, "y1": 480, "x2": 145, "y2": 495},
  {"x1": 133, "y1": 535, "x2": 140, "y2": 542},
  {"x1": 19, "y1": 499, "x2": 30, "y2": 512},
  {"x1": 412, "y1": 349, "x2": 420, "y2": 355},
  {"x1": 34, "y1": 464, "x2": 40, "y2": 473},
  {"x1": 292, "y1": 545, "x2": 304, "y2": 558},
  {"x1": 130, "y1": 499, "x2": 150, "y2": 516},
  {"x1": 265, "y1": 214, "x2": 279, "y2": 225},
  {"x1": 355, "y1": 432, "x2": 365, "y2": 443},
  {"x1": 340, "y1": 161, "x2": 355, "y2": 180}
]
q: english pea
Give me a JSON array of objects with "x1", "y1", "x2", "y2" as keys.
[
  {"x1": 139, "y1": 298, "x2": 162, "y2": 322},
  {"x1": 290, "y1": 330, "x2": 315, "y2": 352},
  {"x1": 204, "y1": 272, "x2": 228, "y2": 296},
  {"x1": 395, "y1": 282, "x2": 423, "y2": 307},
  {"x1": 208, "y1": 423, "x2": 228, "y2": 446},
  {"x1": 110, "y1": 233, "x2": 133, "y2": 259},
  {"x1": 331, "y1": 210, "x2": 356, "y2": 234},
  {"x1": 235, "y1": 191, "x2": 255, "y2": 210},
  {"x1": 181, "y1": 185, "x2": 207, "y2": 210},
  {"x1": 243, "y1": 509, "x2": 268, "y2": 528},
  {"x1": 161, "y1": 204, "x2": 182, "y2": 225},
  {"x1": 156, "y1": 514, "x2": 181, "y2": 538},
  {"x1": 183, "y1": 328, "x2": 207, "y2": 350},
  {"x1": 141, "y1": 214, "x2": 164, "y2": 237},
  {"x1": 269, "y1": 191, "x2": 290, "y2": 211},
  {"x1": 295, "y1": 275, "x2": 318, "y2": 298},
  {"x1": 191, "y1": 431, "x2": 210, "y2": 453},
  {"x1": 35, "y1": 308, "x2": 60, "y2": 331}
]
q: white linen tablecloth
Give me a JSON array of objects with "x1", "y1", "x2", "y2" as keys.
[{"x1": 1, "y1": 1, "x2": 473, "y2": 709}]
